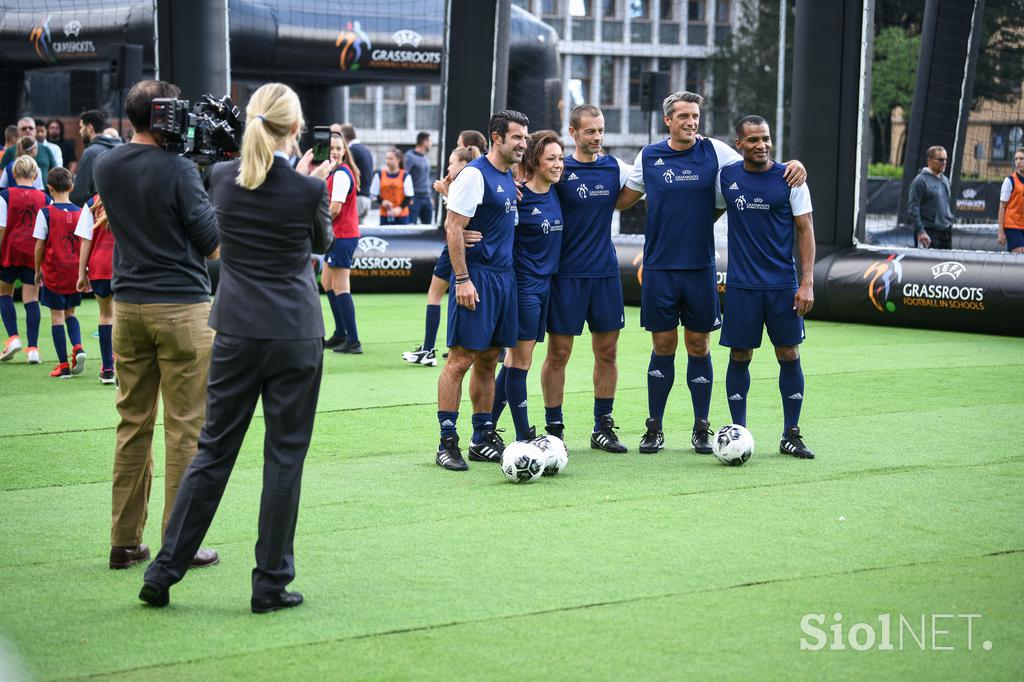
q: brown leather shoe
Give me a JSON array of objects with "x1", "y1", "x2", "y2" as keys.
[
  {"x1": 189, "y1": 548, "x2": 220, "y2": 568},
  {"x1": 109, "y1": 544, "x2": 150, "y2": 569}
]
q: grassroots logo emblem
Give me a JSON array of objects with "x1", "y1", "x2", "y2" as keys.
[
  {"x1": 662, "y1": 169, "x2": 675, "y2": 183},
  {"x1": 541, "y1": 219, "x2": 551, "y2": 234},
  {"x1": 531, "y1": 207, "x2": 542, "y2": 215},
  {"x1": 577, "y1": 183, "x2": 589, "y2": 199},
  {"x1": 728, "y1": 182, "x2": 739, "y2": 190},
  {"x1": 654, "y1": 158, "x2": 665, "y2": 166},
  {"x1": 29, "y1": 15, "x2": 56, "y2": 64},
  {"x1": 63, "y1": 20, "x2": 82, "y2": 38},
  {"x1": 931, "y1": 261, "x2": 966, "y2": 280},
  {"x1": 357, "y1": 236, "x2": 388, "y2": 254},
  {"x1": 504, "y1": 198, "x2": 512, "y2": 213},
  {"x1": 862, "y1": 253, "x2": 905, "y2": 313},
  {"x1": 391, "y1": 29, "x2": 423, "y2": 48},
  {"x1": 734, "y1": 195, "x2": 747, "y2": 211},
  {"x1": 336, "y1": 20, "x2": 372, "y2": 71},
  {"x1": 961, "y1": 187, "x2": 977, "y2": 199}
]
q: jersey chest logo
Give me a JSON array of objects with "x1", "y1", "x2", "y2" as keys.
[
  {"x1": 662, "y1": 168, "x2": 698, "y2": 184},
  {"x1": 576, "y1": 183, "x2": 589, "y2": 199}
]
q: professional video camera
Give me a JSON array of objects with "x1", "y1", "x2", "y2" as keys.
[{"x1": 150, "y1": 94, "x2": 243, "y2": 176}]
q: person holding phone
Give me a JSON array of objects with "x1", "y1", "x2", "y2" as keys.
[
  {"x1": 321, "y1": 133, "x2": 363, "y2": 354},
  {"x1": 139, "y1": 82, "x2": 332, "y2": 614}
]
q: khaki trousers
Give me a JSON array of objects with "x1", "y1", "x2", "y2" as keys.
[{"x1": 110, "y1": 301, "x2": 214, "y2": 547}]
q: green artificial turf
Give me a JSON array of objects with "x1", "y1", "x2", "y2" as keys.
[{"x1": 0, "y1": 294, "x2": 1021, "y2": 681}]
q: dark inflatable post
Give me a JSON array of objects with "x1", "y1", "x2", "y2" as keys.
[
  {"x1": 156, "y1": 0, "x2": 229, "y2": 101},
  {"x1": 789, "y1": 0, "x2": 863, "y2": 255}
]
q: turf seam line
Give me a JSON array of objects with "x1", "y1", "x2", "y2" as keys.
[{"x1": 57, "y1": 547, "x2": 1024, "y2": 681}]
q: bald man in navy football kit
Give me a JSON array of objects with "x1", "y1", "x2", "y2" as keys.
[
  {"x1": 717, "y1": 116, "x2": 816, "y2": 459},
  {"x1": 435, "y1": 110, "x2": 529, "y2": 471}
]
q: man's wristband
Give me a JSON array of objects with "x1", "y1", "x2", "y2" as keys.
[{"x1": 455, "y1": 273, "x2": 470, "y2": 284}]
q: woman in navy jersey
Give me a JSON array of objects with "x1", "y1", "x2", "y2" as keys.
[
  {"x1": 491, "y1": 130, "x2": 565, "y2": 442},
  {"x1": 402, "y1": 143, "x2": 483, "y2": 367},
  {"x1": 321, "y1": 133, "x2": 364, "y2": 354},
  {"x1": 0, "y1": 155, "x2": 49, "y2": 365},
  {"x1": 75, "y1": 194, "x2": 117, "y2": 383}
]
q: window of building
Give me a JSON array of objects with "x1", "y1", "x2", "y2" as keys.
[
  {"x1": 716, "y1": 0, "x2": 731, "y2": 23},
  {"x1": 415, "y1": 85, "x2": 438, "y2": 102},
  {"x1": 685, "y1": 59, "x2": 705, "y2": 95},
  {"x1": 688, "y1": 0, "x2": 705, "y2": 21},
  {"x1": 570, "y1": 55, "x2": 594, "y2": 106},
  {"x1": 603, "y1": 0, "x2": 619, "y2": 17},
  {"x1": 660, "y1": 0, "x2": 674, "y2": 20},
  {"x1": 629, "y1": 57, "x2": 652, "y2": 102},
  {"x1": 349, "y1": 85, "x2": 370, "y2": 101},
  {"x1": 382, "y1": 85, "x2": 406, "y2": 101},
  {"x1": 542, "y1": 0, "x2": 560, "y2": 15},
  {"x1": 629, "y1": 0, "x2": 651, "y2": 19},
  {"x1": 569, "y1": 0, "x2": 592, "y2": 16},
  {"x1": 599, "y1": 56, "x2": 617, "y2": 106}
]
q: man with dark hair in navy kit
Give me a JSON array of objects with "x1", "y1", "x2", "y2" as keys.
[
  {"x1": 435, "y1": 110, "x2": 529, "y2": 471},
  {"x1": 717, "y1": 115, "x2": 816, "y2": 458},
  {"x1": 616, "y1": 92, "x2": 805, "y2": 455}
]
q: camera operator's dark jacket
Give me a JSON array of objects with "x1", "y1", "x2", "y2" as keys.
[
  {"x1": 71, "y1": 135, "x2": 122, "y2": 207},
  {"x1": 206, "y1": 156, "x2": 331, "y2": 339}
]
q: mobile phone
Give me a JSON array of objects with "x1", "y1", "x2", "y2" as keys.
[{"x1": 312, "y1": 126, "x2": 332, "y2": 163}]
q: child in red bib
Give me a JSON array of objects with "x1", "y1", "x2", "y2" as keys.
[{"x1": 75, "y1": 194, "x2": 116, "y2": 383}]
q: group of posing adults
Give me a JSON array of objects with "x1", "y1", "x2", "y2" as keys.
[{"x1": 431, "y1": 95, "x2": 817, "y2": 473}]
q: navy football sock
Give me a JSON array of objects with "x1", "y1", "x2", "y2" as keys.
[
  {"x1": 686, "y1": 353, "x2": 713, "y2": 422},
  {"x1": 51, "y1": 325, "x2": 67, "y2": 364},
  {"x1": 437, "y1": 411, "x2": 458, "y2": 439},
  {"x1": 491, "y1": 364, "x2": 509, "y2": 424},
  {"x1": 0, "y1": 295, "x2": 16, "y2": 336},
  {"x1": 471, "y1": 412, "x2": 493, "y2": 444},
  {"x1": 545, "y1": 405, "x2": 563, "y2": 426},
  {"x1": 24, "y1": 301, "x2": 40, "y2": 347},
  {"x1": 66, "y1": 315, "x2": 82, "y2": 348},
  {"x1": 725, "y1": 358, "x2": 751, "y2": 426},
  {"x1": 98, "y1": 324, "x2": 114, "y2": 370},
  {"x1": 506, "y1": 367, "x2": 531, "y2": 441},
  {"x1": 646, "y1": 352, "x2": 675, "y2": 420},
  {"x1": 593, "y1": 397, "x2": 614, "y2": 431},
  {"x1": 778, "y1": 358, "x2": 805, "y2": 433},
  {"x1": 328, "y1": 292, "x2": 346, "y2": 338},
  {"x1": 338, "y1": 293, "x2": 359, "y2": 343},
  {"x1": 423, "y1": 304, "x2": 441, "y2": 350}
]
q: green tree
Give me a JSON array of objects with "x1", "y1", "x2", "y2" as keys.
[{"x1": 870, "y1": 26, "x2": 920, "y2": 164}]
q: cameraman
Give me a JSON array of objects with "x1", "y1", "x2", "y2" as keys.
[
  {"x1": 93, "y1": 80, "x2": 220, "y2": 571},
  {"x1": 141, "y1": 83, "x2": 332, "y2": 613}
]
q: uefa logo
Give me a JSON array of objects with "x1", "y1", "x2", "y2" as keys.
[{"x1": 357, "y1": 236, "x2": 388, "y2": 254}]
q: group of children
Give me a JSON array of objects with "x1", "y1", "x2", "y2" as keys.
[{"x1": 0, "y1": 155, "x2": 115, "y2": 382}]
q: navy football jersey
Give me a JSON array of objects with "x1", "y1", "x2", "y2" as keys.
[
  {"x1": 718, "y1": 162, "x2": 812, "y2": 289},
  {"x1": 446, "y1": 156, "x2": 518, "y2": 270},
  {"x1": 554, "y1": 154, "x2": 629, "y2": 278},
  {"x1": 514, "y1": 185, "x2": 563, "y2": 278},
  {"x1": 626, "y1": 137, "x2": 740, "y2": 270}
]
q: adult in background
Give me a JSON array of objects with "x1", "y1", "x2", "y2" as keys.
[
  {"x1": 435, "y1": 111, "x2": 528, "y2": 470},
  {"x1": 47, "y1": 119, "x2": 77, "y2": 173},
  {"x1": 93, "y1": 80, "x2": 220, "y2": 571},
  {"x1": 3, "y1": 126, "x2": 17, "y2": 156},
  {"x1": 997, "y1": 147, "x2": 1024, "y2": 254},
  {"x1": 1, "y1": 118, "x2": 55, "y2": 180},
  {"x1": 34, "y1": 119, "x2": 63, "y2": 169},
  {"x1": 717, "y1": 116, "x2": 816, "y2": 459},
  {"x1": 908, "y1": 145, "x2": 953, "y2": 249},
  {"x1": 340, "y1": 123, "x2": 374, "y2": 219},
  {"x1": 72, "y1": 110, "x2": 122, "y2": 207},
  {"x1": 405, "y1": 131, "x2": 434, "y2": 224},
  {"x1": 140, "y1": 82, "x2": 332, "y2": 613}
]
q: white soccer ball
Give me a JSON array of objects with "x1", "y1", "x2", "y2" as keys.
[
  {"x1": 501, "y1": 440, "x2": 545, "y2": 483},
  {"x1": 532, "y1": 435, "x2": 568, "y2": 476},
  {"x1": 712, "y1": 424, "x2": 755, "y2": 466}
]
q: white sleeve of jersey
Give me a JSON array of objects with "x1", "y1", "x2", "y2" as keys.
[
  {"x1": 74, "y1": 203, "x2": 95, "y2": 240},
  {"x1": 625, "y1": 149, "x2": 645, "y2": 193},
  {"x1": 711, "y1": 138, "x2": 742, "y2": 168},
  {"x1": 1000, "y1": 177, "x2": 1013, "y2": 202},
  {"x1": 369, "y1": 172, "x2": 381, "y2": 199},
  {"x1": 714, "y1": 169, "x2": 726, "y2": 209},
  {"x1": 616, "y1": 157, "x2": 632, "y2": 189},
  {"x1": 330, "y1": 169, "x2": 352, "y2": 203},
  {"x1": 0, "y1": 195, "x2": 6, "y2": 227},
  {"x1": 445, "y1": 166, "x2": 485, "y2": 218},
  {"x1": 0, "y1": 168, "x2": 9, "y2": 189},
  {"x1": 789, "y1": 183, "x2": 813, "y2": 216},
  {"x1": 404, "y1": 174, "x2": 415, "y2": 197},
  {"x1": 33, "y1": 209, "x2": 48, "y2": 240}
]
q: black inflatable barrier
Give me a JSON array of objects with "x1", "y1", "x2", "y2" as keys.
[{"x1": 344, "y1": 228, "x2": 1023, "y2": 337}]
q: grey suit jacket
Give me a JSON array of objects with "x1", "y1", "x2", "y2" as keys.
[{"x1": 207, "y1": 156, "x2": 332, "y2": 339}]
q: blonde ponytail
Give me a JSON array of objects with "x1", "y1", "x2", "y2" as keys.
[{"x1": 237, "y1": 82, "x2": 303, "y2": 190}]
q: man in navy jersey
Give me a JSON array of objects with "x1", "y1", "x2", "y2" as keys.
[
  {"x1": 617, "y1": 92, "x2": 805, "y2": 454},
  {"x1": 435, "y1": 110, "x2": 528, "y2": 471},
  {"x1": 544, "y1": 104, "x2": 631, "y2": 454},
  {"x1": 717, "y1": 116, "x2": 815, "y2": 458}
]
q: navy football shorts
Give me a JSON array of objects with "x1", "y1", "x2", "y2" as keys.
[
  {"x1": 719, "y1": 287, "x2": 805, "y2": 349},
  {"x1": 447, "y1": 266, "x2": 517, "y2": 351},
  {"x1": 325, "y1": 237, "x2": 359, "y2": 269},
  {"x1": 547, "y1": 274, "x2": 624, "y2": 336},
  {"x1": 640, "y1": 267, "x2": 721, "y2": 333}
]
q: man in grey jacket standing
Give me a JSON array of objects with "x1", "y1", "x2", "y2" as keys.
[
  {"x1": 71, "y1": 110, "x2": 122, "y2": 207},
  {"x1": 907, "y1": 145, "x2": 954, "y2": 249}
]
